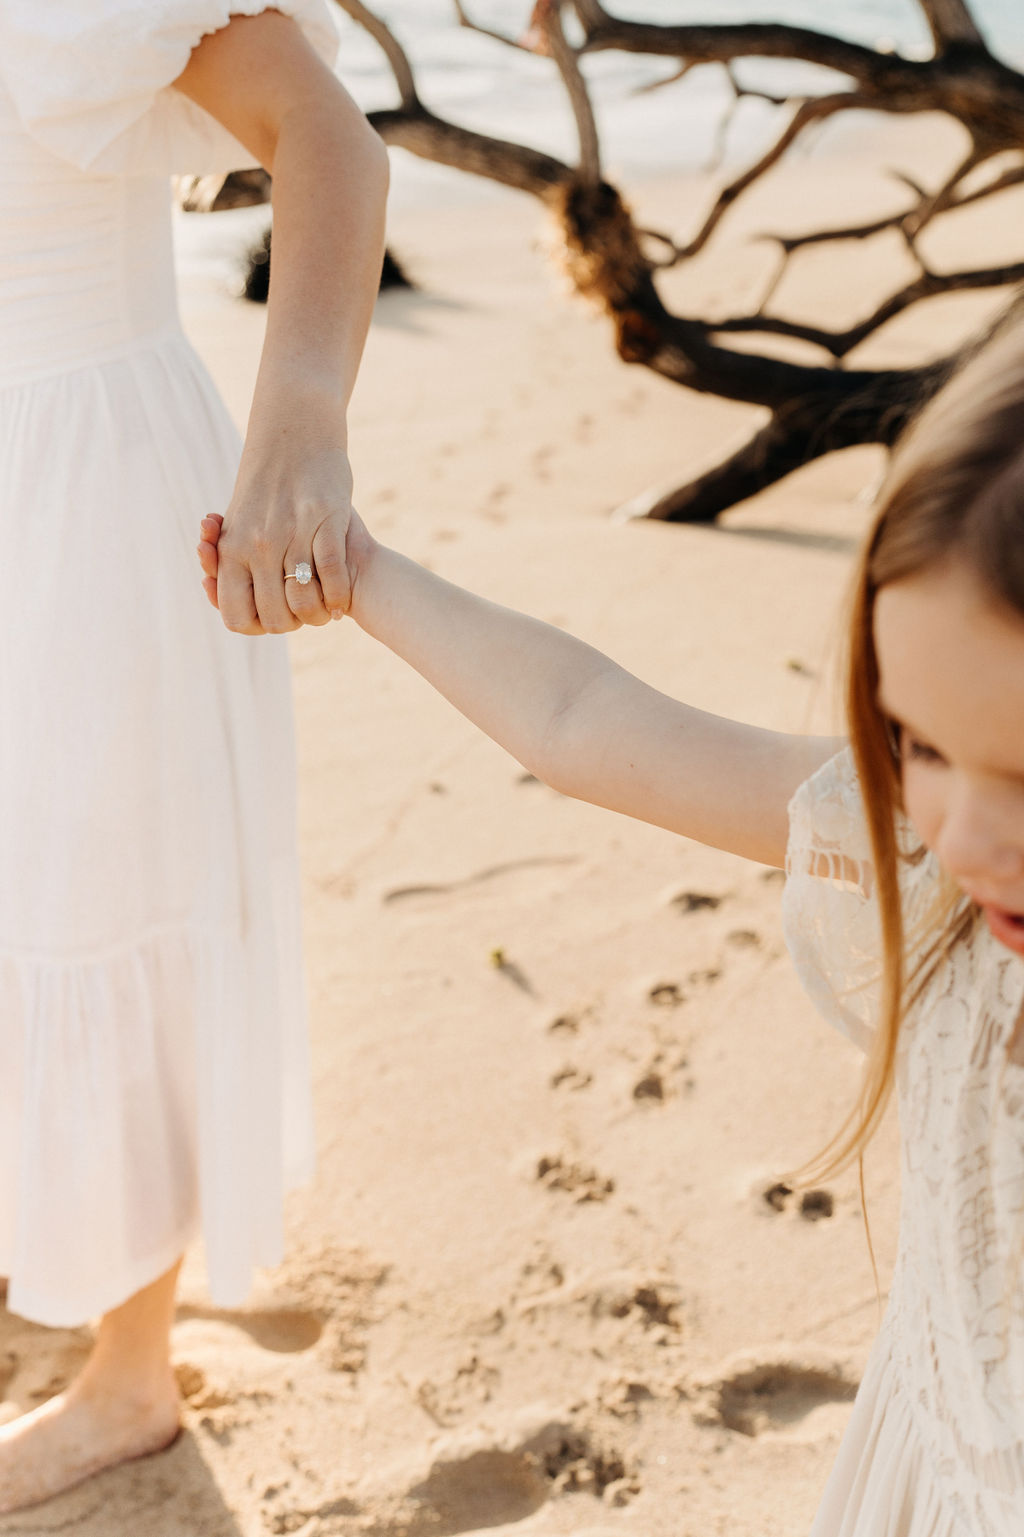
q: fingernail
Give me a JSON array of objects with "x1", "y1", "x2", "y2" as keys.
[{"x1": 330, "y1": 609, "x2": 345, "y2": 621}]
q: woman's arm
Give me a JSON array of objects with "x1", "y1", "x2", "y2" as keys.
[{"x1": 174, "y1": 10, "x2": 389, "y2": 635}]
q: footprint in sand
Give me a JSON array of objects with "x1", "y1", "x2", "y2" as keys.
[
  {"x1": 340, "y1": 1416, "x2": 633, "y2": 1536},
  {"x1": 648, "y1": 982, "x2": 683, "y2": 1007},
  {"x1": 632, "y1": 1069, "x2": 665, "y2": 1102},
  {"x1": 518, "y1": 1271, "x2": 683, "y2": 1342},
  {"x1": 174, "y1": 1245, "x2": 386, "y2": 1412},
  {"x1": 693, "y1": 1348, "x2": 858, "y2": 1439},
  {"x1": 535, "y1": 1154, "x2": 614, "y2": 1203},
  {"x1": 670, "y1": 890, "x2": 725, "y2": 915},
  {"x1": 412, "y1": 1352, "x2": 501, "y2": 1430},
  {"x1": 799, "y1": 1188, "x2": 836, "y2": 1220},
  {"x1": 550, "y1": 1064, "x2": 593, "y2": 1092},
  {"x1": 760, "y1": 1182, "x2": 835, "y2": 1220},
  {"x1": 726, "y1": 927, "x2": 762, "y2": 949},
  {"x1": 0, "y1": 1328, "x2": 91, "y2": 1413},
  {"x1": 762, "y1": 1180, "x2": 794, "y2": 1212},
  {"x1": 591, "y1": 1278, "x2": 682, "y2": 1334},
  {"x1": 172, "y1": 1306, "x2": 326, "y2": 1421},
  {"x1": 175, "y1": 1304, "x2": 324, "y2": 1355},
  {"x1": 546, "y1": 1008, "x2": 591, "y2": 1036}
]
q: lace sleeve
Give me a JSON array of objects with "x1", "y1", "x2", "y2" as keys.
[
  {"x1": 782, "y1": 747, "x2": 884, "y2": 1053},
  {"x1": 0, "y1": 0, "x2": 339, "y2": 175}
]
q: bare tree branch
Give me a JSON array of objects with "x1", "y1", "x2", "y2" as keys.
[
  {"x1": 368, "y1": 106, "x2": 572, "y2": 197},
  {"x1": 681, "y1": 92, "x2": 868, "y2": 259},
  {"x1": 766, "y1": 209, "x2": 914, "y2": 254},
  {"x1": 332, "y1": 0, "x2": 420, "y2": 110},
  {"x1": 916, "y1": 0, "x2": 986, "y2": 53},
  {"x1": 902, "y1": 141, "x2": 990, "y2": 237},
  {"x1": 617, "y1": 418, "x2": 808, "y2": 523},
  {"x1": 947, "y1": 159, "x2": 1024, "y2": 208},
  {"x1": 568, "y1": 6, "x2": 1024, "y2": 146},
  {"x1": 307, "y1": 0, "x2": 1024, "y2": 521},
  {"x1": 714, "y1": 258, "x2": 1024, "y2": 359},
  {"x1": 572, "y1": 13, "x2": 914, "y2": 85},
  {"x1": 452, "y1": 0, "x2": 536, "y2": 54},
  {"x1": 536, "y1": 1, "x2": 602, "y2": 186},
  {"x1": 762, "y1": 156, "x2": 1024, "y2": 258}
]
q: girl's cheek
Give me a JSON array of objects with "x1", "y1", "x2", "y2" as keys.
[{"x1": 900, "y1": 764, "x2": 943, "y2": 856}]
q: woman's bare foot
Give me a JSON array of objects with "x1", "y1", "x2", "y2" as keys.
[
  {"x1": 0, "y1": 1371, "x2": 180, "y2": 1513},
  {"x1": 0, "y1": 1258, "x2": 184, "y2": 1513}
]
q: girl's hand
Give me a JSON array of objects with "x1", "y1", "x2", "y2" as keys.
[{"x1": 197, "y1": 515, "x2": 225, "y2": 607}]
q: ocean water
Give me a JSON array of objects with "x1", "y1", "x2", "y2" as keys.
[{"x1": 331, "y1": 1, "x2": 1024, "y2": 201}]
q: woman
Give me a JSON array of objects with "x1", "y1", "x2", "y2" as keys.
[{"x1": 0, "y1": 0, "x2": 387, "y2": 1511}]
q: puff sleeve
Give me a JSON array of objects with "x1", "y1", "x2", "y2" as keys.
[
  {"x1": 0, "y1": 0, "x2": 340, "y2": 176},
  {"x1": 782, "y1": 747, "x2": 884, "y2": 1053},
  {"x1": 782, "y1": 745, "x2": 942, "y2": 1052}
]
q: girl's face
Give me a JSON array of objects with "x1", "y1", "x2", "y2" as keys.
[{"x1": 874, "y1": 558, "x2": 1024, "y2": 958}]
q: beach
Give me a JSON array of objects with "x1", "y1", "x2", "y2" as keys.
[{"x1": 1, "y1": 98, "x2": 1019, "y2": 1537}]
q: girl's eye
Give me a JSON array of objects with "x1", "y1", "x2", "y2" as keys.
[{"x1": 903, "y1": 733, "x2": 944, "y2": 766}]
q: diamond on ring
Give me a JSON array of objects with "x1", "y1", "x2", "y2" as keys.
[{"x1": 287, "y1": 561, "x2": 313, "y2": 586}]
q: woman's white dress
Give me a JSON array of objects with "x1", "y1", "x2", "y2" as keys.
[
  {"x1": 0, "y1": 0, "x2": 339, "y2": 1327},
  {"x1": 784, "y1": 750, "x2": 1024, "y2": 1535}
]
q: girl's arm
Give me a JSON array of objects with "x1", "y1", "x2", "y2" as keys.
[
  {"x1": 348, "y1": 525, "x2": 841, "y2": 868},
  {"x1": 174, "y1": 11, "x2": 389, "y2": 636},
  {"x1": 200, "y1": 513, "x2": 840, "y2": 867}
]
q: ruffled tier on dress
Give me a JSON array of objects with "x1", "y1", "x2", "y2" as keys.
[{"x1": 812, "y1": 1328, "x2": 965, "y2": 1537}]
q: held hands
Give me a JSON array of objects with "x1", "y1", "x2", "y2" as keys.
[
  {"x1": 207, "y1": 404, "x2": 356, "y2": 633},
  {"x1": 197, "y1": 499, "x2": 372, "y2": 624}
]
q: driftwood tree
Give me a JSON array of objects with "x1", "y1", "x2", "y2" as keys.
[{"x1": 189, "y1": 0, "x2": 1024, "y2": 520}]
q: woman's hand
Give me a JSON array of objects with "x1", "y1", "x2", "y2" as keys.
[
  {"x1": 198, "y1": 493, "x2": 373, "y2": 624},
  {"x1": 215, "y1": 391, "x2": 353, "y2": 633}
]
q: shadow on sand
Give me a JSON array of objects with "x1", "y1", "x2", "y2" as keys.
[{"x1": 0, "y1": 1428, "x2": 242, "y2": 1537}]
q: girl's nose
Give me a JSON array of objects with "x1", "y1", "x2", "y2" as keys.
[{"x1": 934, "y1": 792, "x2": 1024, "y2": 889}]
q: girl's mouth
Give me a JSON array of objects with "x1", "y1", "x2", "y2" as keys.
[{"x1": 980, "y1": 904, "x2": 1024, "y2": 956}]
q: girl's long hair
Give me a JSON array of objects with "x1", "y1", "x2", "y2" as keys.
[{"x1": 802, "y1": 318, "x2": 1024, "y2": 1182}]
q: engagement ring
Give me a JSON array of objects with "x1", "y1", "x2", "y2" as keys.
[{"x1": 285, "y1": 562, "x2": 313, "y2": 585}]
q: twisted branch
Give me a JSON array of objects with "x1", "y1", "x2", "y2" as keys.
[
  {"x1": 332, "y1": 0, "x2": 420, "y2": 109},
  {"x1": 536, "y1": 1, "x2": 602, "y2": 187},
  {"x1": 316, "y1": 0, "x2": 1024, "y2": 520},
  {"x1": 715, "y1": 259, "x2": 1024, "y2": 360},
  {"x1": 681, "y1": 92, "x2": 869, "y2": 259},
  {"x1": 452, "y1": 0, "x2": 536, "y2": 54},
  {"x1": 917, "y1": 0, "x2": 986, "y2": 52}
]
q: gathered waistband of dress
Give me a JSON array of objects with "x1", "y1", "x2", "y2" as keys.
[{"x1": 0, "y1": 319, "x2": 192, "y2": 393}]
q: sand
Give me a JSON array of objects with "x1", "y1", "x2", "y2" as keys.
[{"x1": 2, "y1": 114, "x2": 1019, "y2": 1536}]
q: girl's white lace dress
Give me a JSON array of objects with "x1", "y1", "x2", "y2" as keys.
[
  {"x1": 0, "y1": 0, "x2": 339, "y2": 1327},
  {"x1": 784, "y1": 749, "x2": 1024, "y2": 1536}
]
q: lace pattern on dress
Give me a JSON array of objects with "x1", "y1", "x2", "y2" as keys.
[{"x1": 785, "y1": 746, "x2": 1024, "y2": 1534}]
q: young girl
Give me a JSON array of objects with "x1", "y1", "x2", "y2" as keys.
[
  {"x1": 202, "y1": 319, "x2": 1024, "y2": 1534},
  {"x1": 0, "y1": 0, "x2": 386, "y2": 1514}
]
